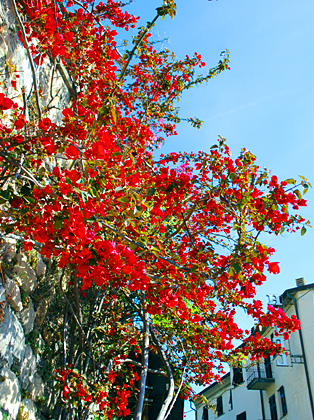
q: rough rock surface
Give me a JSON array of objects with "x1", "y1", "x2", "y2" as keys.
[
  {"x1": 3, "y1": 275, "x2": 22, "y2": 312},
  {"x1": 19, "y1": 299, "x2": 36, "y2": 334},
  {"x1": 0, "y1": 366, "x2": 21, "y2": 419},
  {"x1": 20, "y1": 399, "x2": 38, "y2": 420},
  {"x1": 20, "y1": 345, "x2": 37, "y2": 388},
  {"x1": 0, "y1": 292, "x2": 26, "y2": 367},
  {"x1": 14, "y1": 253, "x2": 37, "y2": 294},
  {"x1": 35, "y1": 259, "x2": 46, "y2": 279},
  {"x1": 0, "y1": 0, "x2": 71, "y2": 416},
  {"x1": 0, "y1": 0, "x2": 70, "y2": 120},
  {"x1": 28, "y1": 372, "x2": 45, "y2": 400}
]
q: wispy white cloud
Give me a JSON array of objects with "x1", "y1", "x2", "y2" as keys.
[{"x1": 207, "y1": 88, "x2": 300, "y2": 121}]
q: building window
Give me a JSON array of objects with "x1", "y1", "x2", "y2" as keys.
[
  {"x1": 229, "y1": 389, "x2": 233, "y2": 410},
  {"x1": 216, "y1": 395, "x2": 223, "y2": 417},
  {"x1": 269, "y1": 394, "x2": 278, "y2": 420},
  {"x1": 232, "y1": 367, "x2": 244, "y2": 386},
  {"x1": 265, "y1": 355, "x2": 273, "y2": 378},
  {"x1": 236, "y1": 412, "x2": 247, "y2": 420},
  {"x1": 275, "y1": 337, "x2": 289, "y2": 366},
  {"x1": 278, "y1": 386, "x2": 288, "y2": 416},
  {"x1": 202, "y1": 407, "x2": 209, "y2": 420}
]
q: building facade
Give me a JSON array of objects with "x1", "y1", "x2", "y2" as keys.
[{"x1": 195, "y1": 279, "x2": 314, "y2": 420}]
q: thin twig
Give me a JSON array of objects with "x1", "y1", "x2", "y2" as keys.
[
  {"x1": 62, "y1": 303, "x2": 69, "y2": 366},
  {"x1": 102, "y1": 221, "x2": 189, "y2": 271},
  {"x1": 181, "y1": 211, "x2": 195, "y2": 245},
  {"x1": 55, "y1": 61, "x2": 77, "y2": 100},
  {"x1": 9, "y1": 0, "x2": 42, "y2": 119},
  {"x1": 106, "y1": 12, "x2": 160, "y2": 102},
  {"x1": 122, "y1": 359, "x2": 167, "y2": 376},
  {"x1": 134, "y1": 297, "x2": 149, "y2": 420},
  {"x1": 59, "y1": 269, "x2": 96, "y2": 373}
]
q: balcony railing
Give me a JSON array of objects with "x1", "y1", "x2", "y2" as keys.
[
  {"x1": 290, "y1": 354, "x2": 304, "y2": 364},
  {"x1": 246, "y1": 367, "x2": 275, "y2": 390}
]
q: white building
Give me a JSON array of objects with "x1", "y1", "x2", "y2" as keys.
[{"x1": 195, "y1": 279, "x2": 314, "y2": 420}]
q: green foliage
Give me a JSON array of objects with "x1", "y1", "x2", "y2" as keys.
[{"x1": 25, "y1": 331, "x2": 40, "y2": 355}]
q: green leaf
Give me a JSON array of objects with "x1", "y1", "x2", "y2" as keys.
[
  {"x1": 5, "y1": 226, "x2": 14, "y2": 234},
  {"x1": 21, "y1": 185, "x2": 32, "y2": 196},
  {"x1": 91, "y1": 186, "x2": 99, "y2": 197},
  {"x1": 294, "y1": 189, "x2": 302, "y2": 200},
  {"x1": 81, "y1": 191, "x2": 89, "y2": 203},
  {"x1": 117, "y1": 196, "x2": 129, "y2": 203},
  {"x1": 133, "y1": 205, "x2": 143, "y2": 216},
  {"x1": 0, "y1": 190, "x2": 11, "y2": 201},
  {"x1": 24, "y1": 196, "x2": 35, "y2": 204},
  {"x1": 54, "y1": 219, "x2": 63, "y2": 230},
  {"x1": 21, "y1": 208, "x2": 30, "y2": 216},
  {"x1": 166, "y1": 182, "x2": 176, "y2": 193},
  {"x1": 111, "y1": 107, "x2": 118, "y2": 124},
  {"x1": 232, "y1": 263, "x2": 242, "y2": 274},
  {"x1": 114, "y1": 186, "x2": 124, "y2": 193},
  {"x1": 302, "y1": 183, "x2": 309, "y2": 194},
  {"x1": 284, "y1": 178, "x2": 296, "y2": 185},
  {"x1": 301, "y1": 227, "x2": 306, "y2": 236},
  {"x1": 228, "y1": 266, "x2": 235, "y2": 276}
]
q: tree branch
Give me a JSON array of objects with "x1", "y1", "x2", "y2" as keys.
[
  {"x1": 122, "y1": 359, "x2": 167, "y2": 376},
  {"x1": 164, "y1": 342, "x2": 187, "y2": 420},
  {"x1": 59, "y1": 269, "x2": 96, "y2": 373},
  {"x1": 106, "y1": 12, "x2": 160, "y2": 102},
  {"x1": 150, "y1": 326, "x2": 175, "y2": 420},
  {"x1": 134, "y1": 301, "x2": 149, "y2": 420},
  {"x1": 10, "y1": 0, "x2": 42, "y2": 119}
]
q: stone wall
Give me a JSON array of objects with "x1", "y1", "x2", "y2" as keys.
[
  {"x1": 0, "y1": 0, "x2": 72, "y2": 418},
  {"x1": 0, "y1": 238, "x2": 46, "y2": 420},
  {"x1": 0, "y1": 0, "x2": 72, "y2": 121}
]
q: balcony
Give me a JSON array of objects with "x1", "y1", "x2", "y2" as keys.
[{"x1": 246, "y1": 367, "x2": 275, "y2": 390}]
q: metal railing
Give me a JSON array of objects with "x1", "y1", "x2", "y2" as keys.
[{"x1": 246, "y1": 367, "x2": 272, "y2": 384}]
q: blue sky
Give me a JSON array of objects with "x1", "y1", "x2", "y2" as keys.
[{"x1": 125, "y1": 0, "x2": 314, "y2": 417}]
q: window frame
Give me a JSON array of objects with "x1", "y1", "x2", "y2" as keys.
[
  {"x1": 278, "y1": 386, "x2": 288, "y2": 417},
  {"x1": 232, "y1": 367, "x2": 244, "y2": 387},
  {"x1": 236, "y1": 412, "x2": 247, "y2": 420},
  {"x1": 202, "y1": 406, "x2": 209, "y2": 420},
  {"x1": 269, "y1": 394, "x2": 278, "y2": 420},
  {"x1": 265, "y1": 355, "x2": 273, "y2": 378},
  {"x1": 216, "y1": 395, "x2": 223, "y2": 417}
]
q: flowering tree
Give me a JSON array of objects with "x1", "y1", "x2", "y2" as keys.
[{"x1": 0, "y1": 0, "x2": 310, "y2": 418}]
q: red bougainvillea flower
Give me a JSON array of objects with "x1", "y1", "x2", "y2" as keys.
[
  {"x1": 65, "y1": 145, "x2": 80, "y2": 159},
  {"x1": 14, "y1": 114, "x2": 26, "y2": 130},
  {"x1": 62, "y1": 108, "x2": 74, "y2": 119},
  {"x1": 38, "y1": 117, "x2": 52, "y2": 131},
  {"x1": 23, "y1": 241, "x2": 33, "y2": 251},
  {"x1": 268, "y1": 262, "x2": 280, "y2": 274},
  {"x1": 283, "y1": 332, "x2": 290, "y2": 340},
  {"x1": 0, "y1": 93, "x2": 14, "y2": 110},
  {"x1": 91, "y1": 141, "x2": 107, "y2": 159}
]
